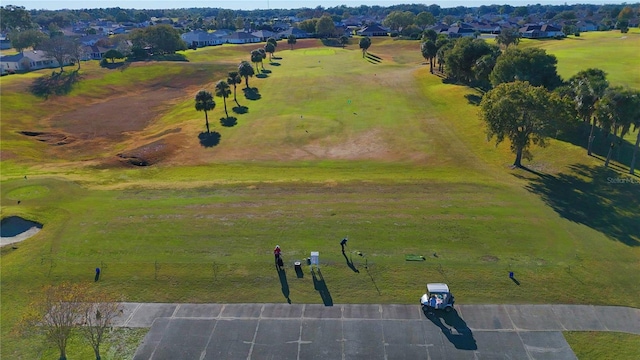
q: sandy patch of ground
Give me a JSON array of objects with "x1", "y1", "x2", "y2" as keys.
[
  {"x1": 0, "y1": 227, "x2": 41, "y2": 246},
  {"x1": 49, "y1": 88, "x2": 184, "y2": 141},
  {"x1": 293, "y1": 128, "x2": 392, "y2": 160}
]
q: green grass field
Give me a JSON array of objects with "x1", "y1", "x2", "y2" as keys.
[{"x1": 1, "y1": 33, "x2": 639, "y2": 358}]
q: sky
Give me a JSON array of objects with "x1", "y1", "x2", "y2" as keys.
[{"x1": 8, "y1": 1, "x2": 609, "y2": 11}]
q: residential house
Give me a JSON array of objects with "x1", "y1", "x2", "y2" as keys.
[
  {"x1": 575, "y1": 20, "x2": 597, "y2": 32},
  {"x1": 80, "y1": 45, "x2": 109, "y2": 60},
  {"x1": 223, "y1": 31, "x2": 261, "y2": 44},
  {"x1": 442, "y1": 26, "x2": 476, "y2": 38},
  {"x1": 252, "y1": 30, "x2": 277, "y2": 42},
  {"x1": 78, "y1": 34, "x2": 107, "y2": 46},
  {"x1": 519, "y1": 24, "x2": 564, "y2": 38},
  {"x1": 0, "y1": 50, "x2": 67, "y2": 72},
  {"x1": 277, "y1": 27, "x2": 310, "y2": 39},
  {"x1": 471, "y1": 21, "x2": 502, "y2": 34},
  {"x1": 428, "y1": 23, "x2": 450, "y2": 33},
  {"x1": 334, "y1": 25, "x2": 352, "y2": 37},
  {"x1": 181, "y1": 30, "x2": 224, "y2": 48},
  {"x1": 0, "y1": 35, "x2": 11, "y2": 50},
  {"x1": 357, "y1": 24, "x2": 389, "y2": 37}
]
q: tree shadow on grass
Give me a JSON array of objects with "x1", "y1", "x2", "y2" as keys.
[
  {"x1": 101, "y1": 62, "x2": 126, "y2": 70},
  {"x1": 269, "y1": 62, "x2": 281, "y2": 66},
  {"x1": 220, "y1": 117, "x2": 237, "y2": 127},
  {"x1": 256, "y1": 73, "x2": 268, "y2": 78},
  {"x1": 272, "y1": 56, "x2": 282, "y2": 60},
  {"x1": 515, "y1": 163, "x2": 640, "y2": 246},
  {"x1": 198, "y1": 131, "x2": 221, "y2": 147},
  {"x1": 30, "y1": 70, "x2": 81, "y2": 98},
  {"x1": 243, "y1": 87, "x2": 261, "y2": 100},
  {"x1": 555, "y1": 125, "x2": 636, "y2": 170},
  {"x1": 464, "y1": 93, "x2": 482, "y2": 106},
  {"x1": 232, "y1": 106, "x2": 248, "y2": 114},
  {"x1": 261, "y1": 69, "x2": 272, "y2": 74}
]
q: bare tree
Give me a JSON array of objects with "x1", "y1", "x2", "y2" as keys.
[
  {"x1": 38, "y1": 35, "x2": 76, "y2": 72},
  {"x1": 68, "y1": 39, "x2": 85, "y2": 71},
  {"x1": 79, "y1": 293, "x2": 123, "y2": 360},
  {"x1": 21, "y1": 282, "x2": 89, "y2": 360}
]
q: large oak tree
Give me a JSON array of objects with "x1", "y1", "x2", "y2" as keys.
[
  {"x1": 129, "y1": 24, "x2": 186, "y2": 55},
  {"x1": 490, "y1": 47, "x2": 562, "y2": 90},
  {"x1": 480, "y1": 81, "x2": 571, "y2": 167}
]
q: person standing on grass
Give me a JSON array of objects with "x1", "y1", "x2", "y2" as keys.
[
  {"x1": 340, "y1": 238, "x2": 348, "y2": 252},
  {"x1": 274, "y1": 245, "x2": 281, "y2": 262}
]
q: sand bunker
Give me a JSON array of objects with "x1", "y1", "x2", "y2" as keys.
[{"x1": 0, "y1": 216, "x2": 43, "y2": 246}]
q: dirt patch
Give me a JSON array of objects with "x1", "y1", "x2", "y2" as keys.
[
  {"x1": 145, "y1": 127, "x2": 182, "y2": 140},
  {"x1": 49, "y1": 88, "x2": 184, "y2": 141},
  {"x1": 117, "y1": 138, "x2": 175, "y2": 167},
  {"x1": 295, "y1": 129, "x2": 392, "y2": 160},
  {"x1": 19, "y1": 131, "x2": 75, "y2": 145},
  {"x1": 481, "y1": 255, "x2": 500, "y2": 262}
]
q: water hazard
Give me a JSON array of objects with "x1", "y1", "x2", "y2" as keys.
[{"x1": 0, "y1": 216, "x2": 43, "y2": 238}]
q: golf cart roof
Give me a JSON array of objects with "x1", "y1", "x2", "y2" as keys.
[{"x1": 427, "y1": 283, "x2": 450, "y2": 293}]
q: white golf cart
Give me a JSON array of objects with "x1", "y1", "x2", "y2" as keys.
[{"x1": 420, "y1": 283, "x2": 455, "y2": 313}]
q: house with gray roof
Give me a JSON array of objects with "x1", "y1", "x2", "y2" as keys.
[
  {"x1": 252, "y1": 30, "x2": 277, "y2": 42},
  {"x1": 0, "y1": 50, "x2": 68, "y2": 72},
  {"x1": 223, "y1": 31, "x2": 261, "y2": 44},
  {"x1": 519, "y1": 24, "x2": 564, "y2": 38},
  {"x1": 357, "y1": 24, "x2": 389, "y2": 37},
  {"x1": 181, "y1": 30, "x2": 224, "y2": 48},
  {"x1": 277, "y1": 27, "x2": 310, "y2": 39}
]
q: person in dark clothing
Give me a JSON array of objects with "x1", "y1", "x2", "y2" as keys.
[{"x1": 340, "y1": 238, "x2": 348, "y2": 252}]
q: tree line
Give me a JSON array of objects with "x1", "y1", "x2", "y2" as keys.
[
  {"x1": 3, "y1": 3, "x2": 637, "y2": 33},
  {"x1": 420, "y1": 31, "x2": 640, "y2": 172},
  {"x1": 195, "y1": 37, "x2": 286, "y2": 143}
]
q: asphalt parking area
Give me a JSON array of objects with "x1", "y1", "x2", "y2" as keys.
[{"x1": 118, "y1": 303, "x2": 640, "y2": 359}]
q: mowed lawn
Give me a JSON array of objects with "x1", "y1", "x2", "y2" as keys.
[
  {"x1": 519, "y1": 28, "x2": 640, "y2": 88},
  {"x1": 1, "y1": 34, "x2": 639, "y2": 358}
]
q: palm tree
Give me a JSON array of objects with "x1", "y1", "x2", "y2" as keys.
[
  {"x1": 238, "y1": 61, "x2": 254, "y2": 88},
  {"x1": 215, "y1": 80, "x2": 232, "y2": 118},
  {"x1": 267, "y1": 37, "x2": 277, "y2": 54},
  {"x1": 421, "y1": 40, "x2": 437, "y2": 73},
  {"x1": 227, "y1": 71, "x2": 242, "y2": 106},
  {"x1": 435, "y1": 37, "x2": 450, "y2": 73},
  {"x1": 359, "y1": 36, "x2": 371, "y2": 58},
  {"x1": 568, "y1": 69, "x2": 609, "y2": 155},
  {"x1": 339, "y1": 35, "x2": 349, "y2": 48},
  {"x1": 258, "y1": 48, "x2": 267, "y2": 70},
  {"x1": 630, "y1": 103, "x2": 640, "y2": 174},
  {"x1": 265, "y1": 42, "x2": 275, "y2": 61},
  {"x1": 250, "y1": 49, "x2": 263, "y2": 72},
  {"x1": 287, "y1": 34, "x2": 297, "y2": 50},
  {"x1": 595, "y1": 87, "x2": 634, "y2": 168},
  {"x1": 194, "y1": 90, "x2": 215, "y2": 133}
]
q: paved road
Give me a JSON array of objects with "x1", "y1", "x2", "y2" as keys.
[{"x1": 115, "y1": 303, "x2": 639, "y2": 360}]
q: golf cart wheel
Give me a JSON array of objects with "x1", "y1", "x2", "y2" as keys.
[{"x1": 444, "y1": 306, "x2": 453, "y2": 313}]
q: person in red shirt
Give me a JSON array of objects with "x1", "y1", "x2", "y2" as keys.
[{"x1": 274, "y1": 245, "x2": 283, "y2": 269}]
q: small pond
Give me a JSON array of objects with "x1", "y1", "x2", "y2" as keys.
[{"x1": 1, "y1": 216, "x2": 43, "y2": 238}]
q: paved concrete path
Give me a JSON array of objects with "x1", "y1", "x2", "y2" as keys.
[{"x1": 117, "y1": 303, "x2": 639, "y2": 360}]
